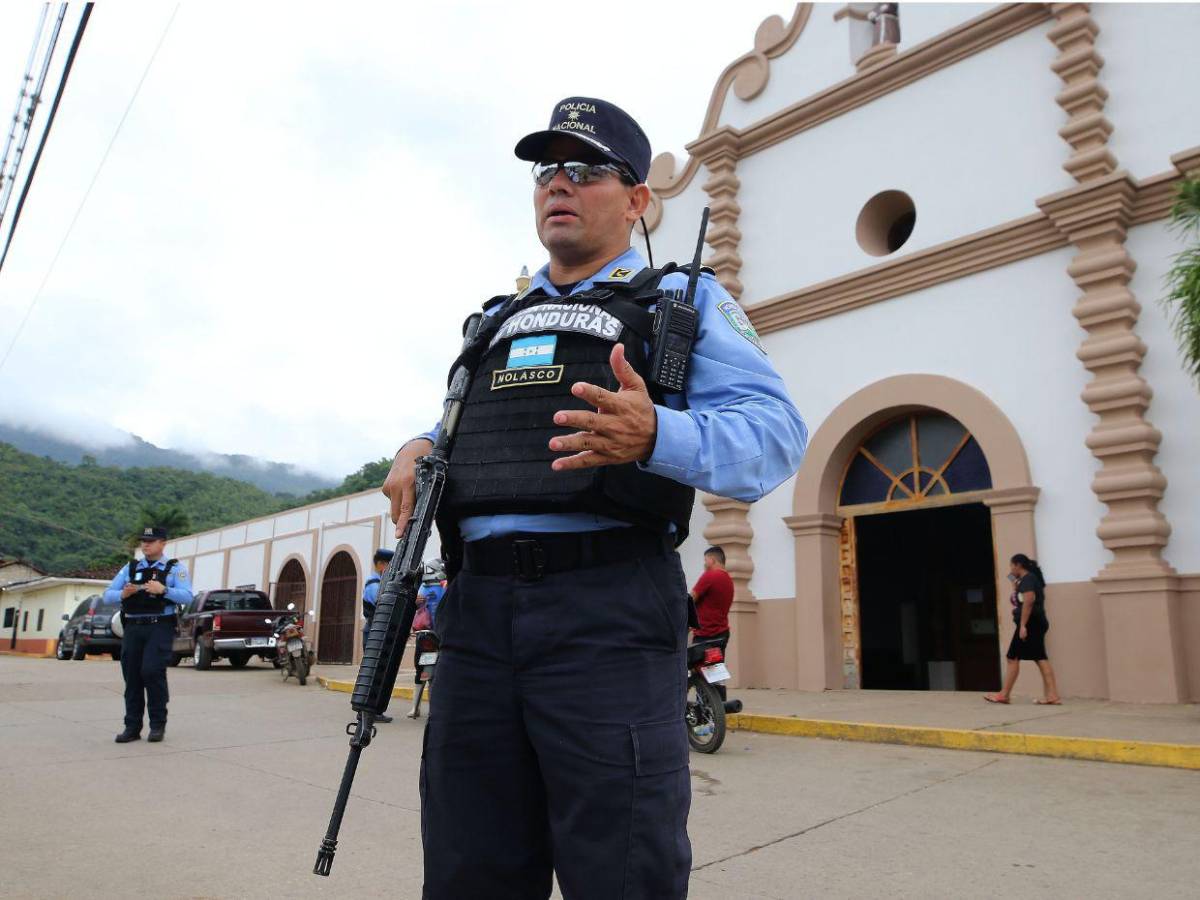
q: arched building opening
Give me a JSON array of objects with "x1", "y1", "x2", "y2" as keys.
[
  {"x1": 318, "y1": 551, "x2": 358, "y2": 664},
  {"x1": 274, "y1": 558, "x2": 307, "y2": 612},
  {"x1": 839, "y1": 413, "x2": 1000, "y2": 691}
]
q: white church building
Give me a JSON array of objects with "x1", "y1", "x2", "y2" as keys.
[{"x1": 168, "y1": 3, "x2": 1200, "y2": 702}]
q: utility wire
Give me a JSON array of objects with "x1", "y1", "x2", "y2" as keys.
[
  {"x1": 3, "y1": 505, "x2": 130, "y2": 553},
  {"x1": 0, "y1": 4, "x2": 50, "y2": 209},
  {"x1": 0, "y1": 3, "x2": 180, "y2": 377},
  {"x1": 0, "y1": 2, "x2": 89, "y2": 280},
  {"x1": 0, "y1": 3, "x2": 66, "y2": 230}
]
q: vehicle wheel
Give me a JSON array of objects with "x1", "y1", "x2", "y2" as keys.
[
  {"x1": 56, "y1": 636, "x2": 69, "y2": 660},
  {"x1": 686, "y1": 676, "x2": 726, "y2": 754},
  {"x1": 193, "y1": 641, "x2": 213, "y2": 670},
  {"x1": 294, "y1": 654, "x2": 308, "y2": 686},
  {"x1": 71, "y1": 640, "x2": 86, "y2": 661},
  {"x1": 228, "y1": 652, "x2": 250, "y2": 669},
  {"x1": 168, "y1": 653, "x2": 184, "y2": 667},
  {"x1": 271, "y1": 657, "x2": 282, "y2": 669}
]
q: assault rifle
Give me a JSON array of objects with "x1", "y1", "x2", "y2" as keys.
[{"x1": 313, "y1": 311, "x2": 485, "y2": 877}]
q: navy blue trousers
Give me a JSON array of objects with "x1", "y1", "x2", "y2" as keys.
[
  {"x1": 120, "y1": 619, "x2": 174, "y2": 731},
  {"x1": 420, "y1": 553, "x2": 692, "y2": 900}
]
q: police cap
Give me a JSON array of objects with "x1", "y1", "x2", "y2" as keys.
[
  {"x1": 373, "y1": 548, "x2": 395, "y2": 564},
  {"x1": 139, "y1": 526, "x2": 168, "y2": 541},
  {"x1": 514, "y1": 96, "x2": 651, "y2": 184}
]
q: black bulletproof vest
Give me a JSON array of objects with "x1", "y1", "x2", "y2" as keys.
[
  {"x1": 122, "y1": 559, "x2": 177, "y2": 616},
  {"x1": 441, "y1": 274, "x2": 695, "y2": 542}
]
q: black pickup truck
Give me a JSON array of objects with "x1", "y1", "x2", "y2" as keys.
[{"x1": 171, "y1": 589, "x2": 278, "y2": 669}]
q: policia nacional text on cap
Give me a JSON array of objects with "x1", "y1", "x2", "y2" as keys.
[{"x1": 381, "y1": 96, "x2": 808, "y2": 899}]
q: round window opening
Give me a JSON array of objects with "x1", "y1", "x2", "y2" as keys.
[{"x1": 856, "y1": 190, "x2": 916, "y2": 256}]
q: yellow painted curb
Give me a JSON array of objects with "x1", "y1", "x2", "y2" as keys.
[
  {"x1": 726, "y1": 713, "x2": 1200, "y2": 770},
  {"x1": 316, "y1": 677, "x2": 1198, "y2": 770},
  {"x1": 317, "y1": 676, "x2": 418, "y2": 701}
]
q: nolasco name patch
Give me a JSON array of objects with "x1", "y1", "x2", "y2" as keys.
[
  {"x1": 491, "y1": 364, "x2": 564, "y2": 390},
  {"x1": 717, "y1": 299, "x2": 765, "y2": 353}
]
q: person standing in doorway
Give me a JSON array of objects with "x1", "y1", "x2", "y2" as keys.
[
  {"x1": 105, "y1": 526, "x2": 193, "y2": 743},
  {"x1": 985, "y1": 553, "x2": 1061, "y2": 705},
  {"x1": 690, "y1": 545, "x2": 735, "y2": 700}
]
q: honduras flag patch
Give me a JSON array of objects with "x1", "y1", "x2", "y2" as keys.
[{"x1": 507, "y1": 335, "x2": 557, "y2": 368}]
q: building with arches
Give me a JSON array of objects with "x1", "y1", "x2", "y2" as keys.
[
  {"x1": 639, "y1": 3, "x2": 1200, "y2": 702},
  {"x1": 161, "y1": 492, "x2": 440, "y2": 666}
]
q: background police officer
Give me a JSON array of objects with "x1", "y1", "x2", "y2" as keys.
[
  {"x1": 362, "y1": 548, "x2": 395, "y2": 723},
  {"x1": 382, "y1": 96, "x2": 807, "y2": 899},
  {"x1": 104, "y1": 526, "x2": 193, "y2": 743}
]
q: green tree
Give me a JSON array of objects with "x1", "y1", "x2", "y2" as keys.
[
  {"x1": 1163, "y1": 176, "x2": 1200, "y2": 386},
  {"x1": 133, "y1": 505, "x2": 193, "y2": 545}
]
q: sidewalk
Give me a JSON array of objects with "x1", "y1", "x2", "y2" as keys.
[{"x1": 313, "y1": 665, "x2": 1200, "y2": 770}]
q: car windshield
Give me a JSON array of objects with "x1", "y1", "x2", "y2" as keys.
[
  {"x1": 204, "y1": 592, "x2": 271, "y2": 612},
  {"x1": 98, "y1": 596, "x2": 122, "y2": 611}
]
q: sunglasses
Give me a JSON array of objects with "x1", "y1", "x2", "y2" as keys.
[{"x1": 532, "y1": 160, "x2": 635, "y2": 187}]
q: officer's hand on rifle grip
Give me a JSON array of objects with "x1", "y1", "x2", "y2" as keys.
[
  {"x1": 383, "y1": 438, "x2": 433, "y2": 537},
  {"x1": 550, "y1": 344, "x2": 658, "y2": 470}
]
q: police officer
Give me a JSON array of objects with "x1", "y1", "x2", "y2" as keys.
[
  {"x1": 382, "y1": 97, "x2": 808, "y2": 899},
  {"x1": 362, "y1": 548, "x2": 395, "y2": 723},
  {"x1": 104, "y1": 526, "x2": 193, "y2": 743}
]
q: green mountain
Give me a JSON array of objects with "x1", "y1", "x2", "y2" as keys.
[
  {"x1": 0, "y1": 422, "x2": 337, "y2": 495},
  {"x1": 0, "y1": 442, "x2": 392, "y2": 574}
]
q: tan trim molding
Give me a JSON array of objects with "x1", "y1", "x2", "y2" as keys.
[
  {"x1": 646, "y1": 4, "x2": 813, "y2": 211},
  {"x1": 1047, "y1": 3, "x2": 1116, "y2": 182},
  {"x1": 746, "y1": 151, "x2": 1199, "y2": 335},
  {"x1": 648, "y1": 3, "x2": 1050, "y2": 230},
  {"x1": 698, "y1": 129, "x2": 745, "y2": 300},
  {"x1": 701, "y1": 494, "x2": 756, "y2": 603}
]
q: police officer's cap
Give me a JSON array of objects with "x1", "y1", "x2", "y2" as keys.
[
  {"x1": 139, "y1": 526, "x2": 168, "y2": 541},
  {"x1": 373, "y1": 548, "x2": 395, "y2": 564},
  {"x1": 514, "y1": 97, "x2": 651, "y2": 184}
]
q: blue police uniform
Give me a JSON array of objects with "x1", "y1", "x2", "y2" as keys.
[
  {"x1": 419, "y1": 581, "x2": 445, "y2": 625},
  {"x1": 414, "y1": 97, "x2": 807, "y2": 900},
  {"x1": 363, "y1": 570, "x2": 382, "y2": 644},
  {"x1": 104, "y1": 556, "x2": 193, "y2": 736}
]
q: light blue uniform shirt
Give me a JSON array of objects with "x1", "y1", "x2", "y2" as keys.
[
  {"x1": 363, "y1": 572, "x2": 382, "y2": 614},
  {"x1": 417, "y1": 247, "x2": 808, "y2": 541},
  {"x1": 104, "y1": 558, "x2": 194, "y2": 617}
]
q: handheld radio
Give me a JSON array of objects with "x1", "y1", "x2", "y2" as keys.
[{"x1": 649, "y1": 207, "x2": 709, "y2": 394}]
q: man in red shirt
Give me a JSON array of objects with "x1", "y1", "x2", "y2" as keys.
[{"x1": 690, "y1": 546, "x2": 735, "y2": 699}]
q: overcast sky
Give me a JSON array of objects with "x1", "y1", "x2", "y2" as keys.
[{"x1": 0, "y1": 1, "x2": 788, "y2": 477}]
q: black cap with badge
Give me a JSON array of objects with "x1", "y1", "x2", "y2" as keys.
[
  {"x1": 514, "y1": 96, "x2": 651, "y2": 184},
  {"x1": 139, "y1": 526, "x2": 168, "y2": 541}
]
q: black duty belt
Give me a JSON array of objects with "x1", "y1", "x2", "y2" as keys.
[
  {"x1": 463, "y1": 528, "x2": 671, "y2": 582},
  {"x1": 124, "y1": 615, "x2": 170, "y2": 625}
]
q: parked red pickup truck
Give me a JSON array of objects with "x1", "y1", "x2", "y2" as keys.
[{"x1": 171, "y1": 589, "x2": 279, "y2": 669}]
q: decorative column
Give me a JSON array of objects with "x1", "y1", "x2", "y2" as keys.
[
  {"x1": 1039, "y1": 4, "x2": 1185, "y2": 702},
  {"x1": 785, "y1": 513, "x2": 844, "y2": 691},
  {"x1": 693, "y1": 127, "x2": 744, "y2": 299},
  {"x1": 702, "y1": 494, "x2": 756, "y2": 686}
]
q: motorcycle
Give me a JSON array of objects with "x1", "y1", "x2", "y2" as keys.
[
  {"x1": 267, "y1": 604, "x2": 314, "y2": 686},
  {"x1": 406, "y1": 629, "x2": 440, "y2": 718},
  {"x1": 685, "y1": 638, "x2": 742, "y2": 754}
]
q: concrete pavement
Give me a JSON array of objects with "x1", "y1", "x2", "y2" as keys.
[{"x1": 3, "y1": 655, "x2": 1199, "y2": 898}]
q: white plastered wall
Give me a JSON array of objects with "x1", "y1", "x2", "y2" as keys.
[
  {"x1": 1125, "y1": 220, "x2": 1200, "y2": 574},
  {"x1": 191, "y1": 553, "x2": 225, "y2": 593},
  {"x1": 270, "y1": 533, "x2": 314, "y2": 582},
  {"x1": 1095, "y1": 3, "x2": 1200, "y2": 179},
  {"x1": 227, "y1": 544, "x2": 264, "y2": 589},
  {"x1": 735, "y1": 24, "x2": 1066, "y2": 302},
  {"x1": 744, "y1": 248, "x2": 1109, "y2": 600}
]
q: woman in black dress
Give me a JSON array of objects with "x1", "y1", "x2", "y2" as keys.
[{"x1": 984, "y1": 554, "x2": 1061, "y2": 705}]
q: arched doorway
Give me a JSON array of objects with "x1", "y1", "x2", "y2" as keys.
[
  {"x1": 274, "y1": 558, "x2": 307, "y2": 612},
  {"x1": 838, "y1": 412, "x2": 1000, "y2": 691},
  {"x1": 318, "y1": 551, "x2": 358, "y2": 664}
]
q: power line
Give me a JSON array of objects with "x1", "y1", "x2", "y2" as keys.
[
  {"x1": 0, "y1": 2, "x2": 90, "y2": 281},
  {"x1": 0, "y1": 3, "x2": 180, "y2": 375},
  {"x1": 0, "y1": 4, "x2": 51, "y2": 214},
  {"x1": 3, "y1": 504, "x2": 129, "y2": 553},
  {"x1": 0, "y1": 3, "x2": 64, "y2": 230}
]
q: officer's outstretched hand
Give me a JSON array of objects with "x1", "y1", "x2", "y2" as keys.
[
  {"x1": 550, "y1": 344, "x2": 657, "y2": 470},
  {"x1": 383, "y1": 438, "x2": 434, "y2": 537}
]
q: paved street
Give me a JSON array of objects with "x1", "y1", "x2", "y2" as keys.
[{"x1": 2, "y1": 655, "x2": 1198, "y2": 899}]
